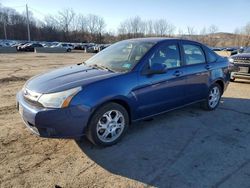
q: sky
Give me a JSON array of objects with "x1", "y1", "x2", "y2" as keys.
[{"x1": 1, "y1": 0, "x2": 250, "y2": 34}]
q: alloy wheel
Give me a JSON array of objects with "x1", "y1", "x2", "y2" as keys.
[
  {"x1": 208, "y1": 86, "x2": 220, "y2": 108},
  {"x1": 96, "y1": 110, "x2": 125, "y2": 143}
]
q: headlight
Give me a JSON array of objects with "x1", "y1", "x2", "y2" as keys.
[
  {"x1": 228, "y1": 57, "x2": 234, "y2": 63},
  {"x1": 38, "y1": 87, "x2": 82, "y2": 108}
]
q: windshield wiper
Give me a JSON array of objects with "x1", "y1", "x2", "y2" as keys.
[
  {"x1": 77, "y1": 61, "x2": 86, "y2": 65},
  {"x1": 90, "y1": 64, "x2": 116, "y2": 72}
]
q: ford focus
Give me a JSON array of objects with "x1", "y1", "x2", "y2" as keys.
[{"x1": 16, "y1": 38, "x2": 230, "y2": 146}]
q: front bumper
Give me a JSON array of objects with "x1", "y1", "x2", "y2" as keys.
[
  {"x1": 16, "y1": 91, "x2": 91, "y2": 138},
  {"x1": 231, "y1": 63, "x2": 250, "y2": 80}
]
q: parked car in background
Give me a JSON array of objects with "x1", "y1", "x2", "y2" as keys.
[
  {"x1": 51, "y1": 43, "x2": 74, "y2": 52},
  {"x1": 0, "y1": 41, "x2": 11, "y2": 47},
  {"x1": 229, "y1": 47, "x2": 250, "y2": 81},
  {"x1": 18, "y1": 43, "x2": 43, "y2": 52},
  {"x1": 86, "y1": 44, "x2": 99, "y2": 53},
  {"x1": 98, "y1": 44, "x2": 111, "y2": 51},
  {"x1": 74, "y1": 43, "x2": 89, "y2": 50},
  {"x1": 212, "y1": 47, "x2": 223, "y2": 51},
  {"x1": 16, "y1": 38, "x2": 230, "y2": 146},
  {"x1": 74, "y1": 43, "x2": 83, "y2": 50},
  {"x1": 16, "y1": 42, "x2": 29, "y2": 51},
  {"x1": 225, "y1": 47, "x2": 238, "y2": 52}
]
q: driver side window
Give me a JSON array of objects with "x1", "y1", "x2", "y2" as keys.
[{"x1": 149, "y1": 44, "x2": 181, "y2": 69}]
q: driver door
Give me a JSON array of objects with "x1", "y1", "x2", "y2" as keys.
[{"x1": 134, "y1": 42, "x2": 186, "y2": 119}]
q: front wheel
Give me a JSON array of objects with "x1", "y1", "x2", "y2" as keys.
[
  {"x1": 202, "y1": 83, "x2": 222, "y2": 111},
  {"x1": 86, "y1": 103, "x2": 129, "y2": 146}
]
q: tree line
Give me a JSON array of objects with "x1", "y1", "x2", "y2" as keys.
[{"x1": 0, "y1": 4, "x2": 250, "y2": 47}]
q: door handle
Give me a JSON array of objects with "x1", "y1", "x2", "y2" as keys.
[
  {"x1": 205, "y1": 64, "x2": 212, "y2": 70},
  {"x1": 173, "y1": 70, "x2": 182, "y2": 77}
]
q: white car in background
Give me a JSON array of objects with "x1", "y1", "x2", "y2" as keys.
[{"x1": 51, "y1": 43, "x2": 74, "y2": 52}]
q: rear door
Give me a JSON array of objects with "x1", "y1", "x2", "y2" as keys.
[{"x1": 180, "y1": 41, "x2": 210, "y2": 103}]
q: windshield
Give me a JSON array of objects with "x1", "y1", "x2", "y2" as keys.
[{"x1": 85, "y1": 40, "x2": 156, "y2": 72}]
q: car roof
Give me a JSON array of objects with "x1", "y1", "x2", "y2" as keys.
[{"x1": 124, "y1": 37, "x2": 202, "y2": 45}]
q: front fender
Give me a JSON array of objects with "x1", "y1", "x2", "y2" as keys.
[{"x1": 70, "y1": 72, "x2": 139, "y2": 119}]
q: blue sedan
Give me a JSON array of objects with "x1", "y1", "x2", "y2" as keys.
[{"x1": 16, "y1": 38, "x2": 230, "y2": 146}]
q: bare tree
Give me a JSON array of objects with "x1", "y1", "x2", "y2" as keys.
[
  {"x1": 57, "y1": 8, "x2": 75, "y2": 40},
  {"x1": 96, "y1": 16, "x2": 105, "y2": 34},
  {"x1": 234, "y1": 28, "x2": 244, "y2": 47},
  {"x1": 44, "y1": 15, "x2": 59, "y2": 29},
  {"x1": 118, "y1": 16, "x2": 144, "y2": 38},
  {"x1": 177, "y1": 28, "x2": 184, "y2": 38},
  {"x1": 166, "y1": 23, "x2": 176, "y2": 37},
  {"x1": 129, "y1": 16, "x2": 144, "y2": 37},
  {"x1": 145, "y1": 20, "x2": 154, "y2": 36},
  {"x1": 96, "y1": 16, "x2": 106, "y2": 43},
  {"x1": 199, "y1": 27, "x2": 207, "y2": 44},
  {"x1": 243, "y1": 22, "x2": 250, "y2": 46},
  {"x1": 187, "y1": 26, "x2": 195, "y2": 36},
  {"x1": 208, "y1": 25, "x2": 219, "y2": 46},
  {"x1": 154, "y1": 19, "x2": 168, "y2": 36},
  {"x1": 186, "y1": 26, "x2": 197, "y2": 40},
  {"x1": 76, "y1": 14, "x2": 86, "y2": 32},
  {"x1": 85, "y1": 14, "x2": 98, "y2": 35},
  {"x1": 84, "y1": 14, "x2": 106, "y2": 42}
]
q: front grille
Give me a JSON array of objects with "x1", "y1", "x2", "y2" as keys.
[
  {"x1": 23, "y1": 96, "x2": 44, "y2": 107},
  {"x1": 234, "y1": 58, "x2": 250, "y2": 64},
  {"x1": 22, "y1": 88, "x2": 43, "y2": 107}
]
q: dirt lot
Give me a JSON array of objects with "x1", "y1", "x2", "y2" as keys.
[{"x1": 0, "y1": 52, "x2": 250, "y2": 188}]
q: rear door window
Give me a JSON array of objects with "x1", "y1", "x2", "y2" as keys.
[
  {"x1": 183, "y1": 44, "x2": 206, "y2": 65},
  {"x1": 204, "y1": 47, "x2": 218, "y2": 63}
]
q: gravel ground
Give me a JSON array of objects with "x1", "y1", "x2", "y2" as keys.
[{"x1": 0, "y1": 52, "x2": 250, "y2": 188}]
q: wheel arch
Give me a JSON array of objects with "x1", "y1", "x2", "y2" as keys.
[
  {"x1": 212, "y1": 79, "x2": 225, "y2": 94},
  {"x1": 88, "y1": 97, "x2": 132, "y2": 127}
]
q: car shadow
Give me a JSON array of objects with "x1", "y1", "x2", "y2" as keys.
[{"x1": 75, "y1": 97, "x2": 250, "y2": 187}]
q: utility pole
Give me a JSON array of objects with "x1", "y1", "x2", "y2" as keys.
[
  {"x1": 26, "y1": 3, "x2": 31, "y2": 41},
  {"x1": 3, "y1": 21, "x2": 7, "y2": 40}
]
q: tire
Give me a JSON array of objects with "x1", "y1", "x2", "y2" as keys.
[
  {"x1": 202, "y1": 83, "x2": 222, "y2": 111},
  {"x1": 86, "y1": 103, "x2": 129, "y2": 146},
  {"x1": 67, "y1": 48, "x2": 71, "y2": 52}
]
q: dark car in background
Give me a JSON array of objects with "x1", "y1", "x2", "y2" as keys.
[
  {"x1": 16, "y1": 42, "x2": 29, "y2": 51},
  {"x1": 19, "y1": 43, "x2": 43, "y2": 52},
  {"x1": 230, "y1": 47, "x2": 250, "y2": 81},
  {"x1": 16, "y1": 38, "x2": 230, "y2": 146}
]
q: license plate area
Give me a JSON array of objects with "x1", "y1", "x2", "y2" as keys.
[{"x1": 239, "y1": 67, "x2": 249, "y2": 73}]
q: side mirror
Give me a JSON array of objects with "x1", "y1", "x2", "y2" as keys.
[{"x1": 145, "y1": 63, "x2": 167, "y2": 75}]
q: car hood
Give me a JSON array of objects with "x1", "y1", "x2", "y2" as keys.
[
  {"x1": 231, "y1": 53, "x2": 250, "y2": 59},
  {"x1": 25, "y1": 64, "x2": 120, "y2": 93}
]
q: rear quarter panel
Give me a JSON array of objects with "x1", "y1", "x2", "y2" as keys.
[{"x1": 208, "y1": 57, "x2": 230, "y2": 92}]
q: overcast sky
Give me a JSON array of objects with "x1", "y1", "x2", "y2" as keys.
[{"x1": 1, "y1": 0, "x2": 250, "y2": 33}]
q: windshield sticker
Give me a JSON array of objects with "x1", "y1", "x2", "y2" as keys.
[{"x1": 122, "y1": 63, "x2": 131, "y2": 68}]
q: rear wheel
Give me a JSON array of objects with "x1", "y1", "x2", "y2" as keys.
[
  {"x1": 203, "y1": 83, "x2": 222, "y2": 111},
  {"x1": 87, "y1": 103, "x2": 129, "y2": 146}
]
